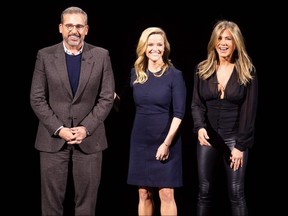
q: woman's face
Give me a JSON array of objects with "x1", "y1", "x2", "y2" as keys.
[
  {"x1": 145, "y1": 34, "x2": 165, "y2": 63},
  {"x1": 215, "y1": 29, "x2": 236, "y2": 61}
]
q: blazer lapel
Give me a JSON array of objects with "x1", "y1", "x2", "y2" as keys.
[
  {"x1": 73, "y1": 48, "x2": 93, "y2": 101},
  {"x1": 54, "y1": 44, "x2": 74, "y2": 98}
]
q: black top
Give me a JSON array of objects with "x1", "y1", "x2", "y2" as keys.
[{"x1": 191, "y1": 67, "x2": 258, "y2": 151}]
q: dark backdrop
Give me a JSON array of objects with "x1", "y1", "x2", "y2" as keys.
[{"x1": 9, "y1": 1, "x2": 282, "y2": 215}]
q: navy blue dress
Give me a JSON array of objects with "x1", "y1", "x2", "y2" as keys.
[{"x1": 127, "y1": 66, "x2": 186, "y2": 187}]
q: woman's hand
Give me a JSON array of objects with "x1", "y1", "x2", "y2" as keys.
[
  {"x1": 155, "y1": 143, "x2": 170, "y2": 161},
  {"x1": 230, "y1": 148, "x2": 244, "y2": 171},
  {"x1": 198, "y1": 128, "x2": 211, "y2": 146}
]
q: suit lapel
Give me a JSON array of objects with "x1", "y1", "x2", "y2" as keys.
[
  {"x1": 73, "y1": 47, "x2": 93, "y2": 101},
  {"x1": 53, "y1": 43, "x2": 95, "y2": 101},
  {"x1": 54, "y1": 44, "x2": 74, "y2": 98}
]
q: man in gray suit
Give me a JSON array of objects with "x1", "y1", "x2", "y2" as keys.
[{"x1": 30, "y1": 6, "x2": 115, "y2": 216}]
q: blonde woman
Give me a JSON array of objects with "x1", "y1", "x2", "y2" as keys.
[
  {"x1": 191, "y1": 20, "x2": 258, "y2": 216},
  {"x1": 127, "y1": 27, "x2": 186, "y2": 216}
]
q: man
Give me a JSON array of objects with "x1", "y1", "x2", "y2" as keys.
[{"x1": 30, "y1": 6, "x2": 115, "y2": 216}]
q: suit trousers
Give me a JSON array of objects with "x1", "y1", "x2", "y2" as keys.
[{"x1": 40, "y1": 143, "x2": 102, "y2": 216}]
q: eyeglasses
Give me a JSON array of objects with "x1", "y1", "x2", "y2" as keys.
[{"x1": 64, "y1": 24, "x2": 86, "y2": 31}]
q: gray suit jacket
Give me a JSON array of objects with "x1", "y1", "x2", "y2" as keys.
[{"x1": 30, "y1": 42, "x2": 115, "y2": 153}]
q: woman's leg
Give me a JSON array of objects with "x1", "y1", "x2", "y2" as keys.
[
  {"x1": 159, "y1": 187, "x2": 177, "y2": 215},
  {"x1": 138, "y1": 186, "x2": 154, "y2": 216},
  {"x1": 197, "y1": 143, "x2": 219, "y2": 216},
  {"x1": 224, "y1": 138, "x2": 249, "y2": 216}
]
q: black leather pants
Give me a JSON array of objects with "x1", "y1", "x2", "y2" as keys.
[{"x1": 196, "y1": 133, "x2": 249, "y2": 216}]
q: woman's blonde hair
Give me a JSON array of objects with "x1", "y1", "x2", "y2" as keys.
[
  {"x1": 197, "y1": 20, "x2": 255, "y2": 85},
  {"x1": 133, "y1": 27, "x2": 173, "y2": 84}
]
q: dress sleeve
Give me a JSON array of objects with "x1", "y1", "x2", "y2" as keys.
[{"x1": 172, "y1": 69, "x2": 187, "y2": 119}]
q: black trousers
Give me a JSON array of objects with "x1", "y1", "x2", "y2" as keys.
[{"x1": 196, "y1": 130, "x2": 249, "y2": 216}]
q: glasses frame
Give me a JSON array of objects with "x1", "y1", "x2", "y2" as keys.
[{"x1": 64, "y1": 24, "x2": 86, "y2": 32}]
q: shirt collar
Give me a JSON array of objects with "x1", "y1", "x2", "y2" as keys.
[{"x1": 63, "y1": 42, "x2": 84, "y2": 55}]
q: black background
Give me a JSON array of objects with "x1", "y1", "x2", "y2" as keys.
[{"x1": 8, "y1": 1, "x2": 283, "y2": 215}]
